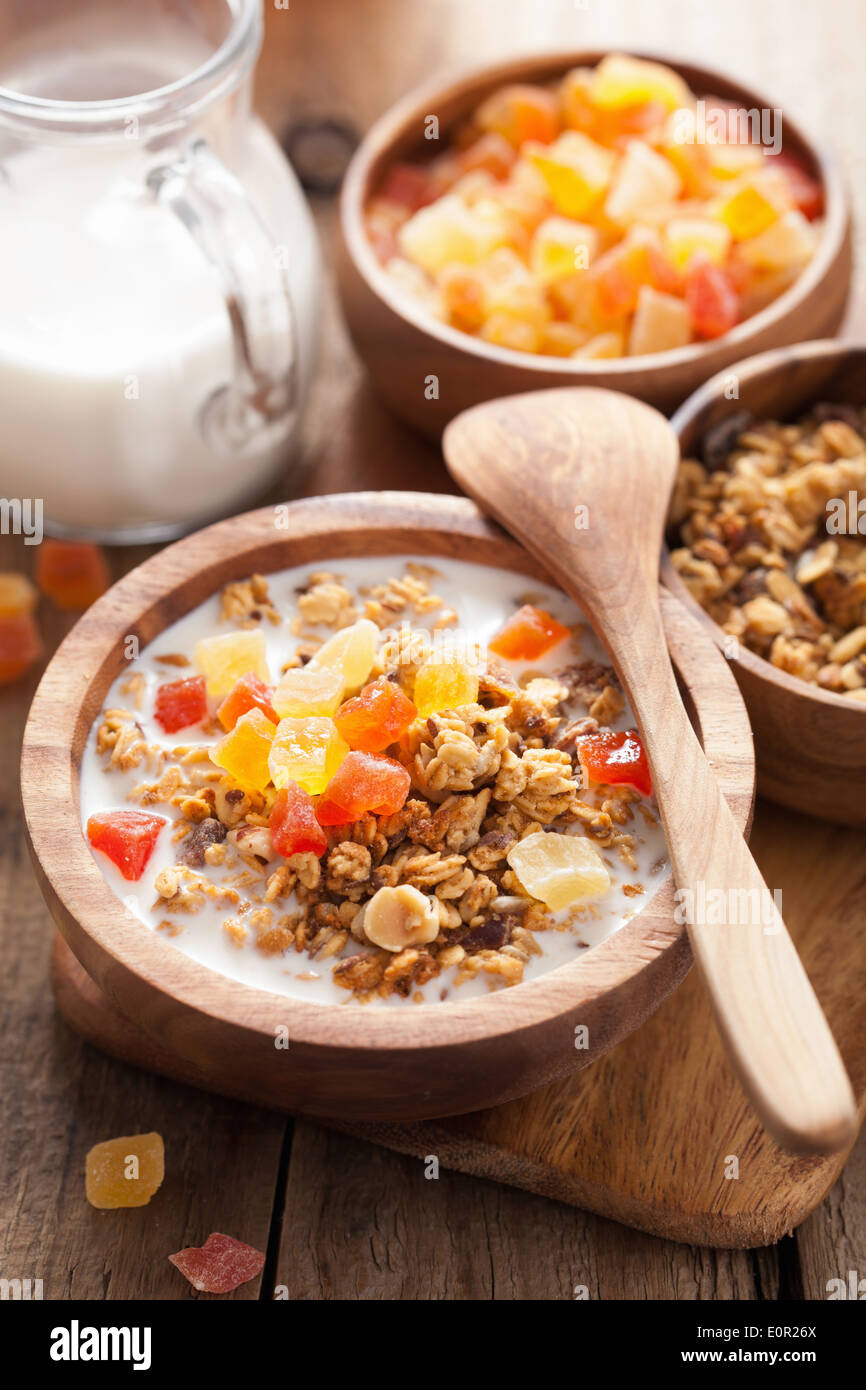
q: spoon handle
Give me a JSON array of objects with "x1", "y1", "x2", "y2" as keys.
[{"x1": 612, "y1": 593, "x2": 856, "y2": 1155}]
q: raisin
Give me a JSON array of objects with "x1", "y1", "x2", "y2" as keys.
[
  {"x1": 179, "y1": 817, "x2": 227, "y2": 867},
  {"x1": 700, "y1": 410, "x2": 753, "y2": 469}
]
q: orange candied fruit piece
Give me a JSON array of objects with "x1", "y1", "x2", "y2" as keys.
[
  {"x1": 316, "y1": 751, "x2": 411, "y2": 826},
  {"x1": 334, "y1": 677, "x2": 417, "y2": 753},
  {"x1": 0, "y1": 612, "x2": 42, "y2": 685},
  {"x1": 488, "y1": 604, "x2": 571, "y2": 661},
  {"x1": 476, "y1": 83, "x2": 560, "y2": 148},
  {"x1": 269, "y1": 782, "x2": 328, "y2": 859},
  {"x1": 212, "y1": 707, "x2": 276, "y2": 792},
  {"x1": 0, "y1": 571, "x2": 37, "y2": 619},
  {"x1": 685, "y1": 256, "x2": 739, "y2": 339},
  {"x1": 154, "y1": 675, "x2": 207, "y2": 734},
  {"x1": 577, "y1": 728, "x2": 652, "y2": 797},
  {"x1": 85, "y1": 1132, "x2": 165, "y2": 1209},
  {"x1": 87, "y1": 809, "x2": 166, "y2": 880},
  {"x1": 35, "y1": 539, "x2": 110, "y2": 610},
  {"x1": 217, "y1": 672, "x2": 278, "y2": 731}
]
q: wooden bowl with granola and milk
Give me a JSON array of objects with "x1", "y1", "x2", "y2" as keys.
[
  {"x1": 21, "y1": 493, "x2": 753, "y2": 1120},
  {"x1": 666, "y1": 340, "x2": 866, "y2": 825}
]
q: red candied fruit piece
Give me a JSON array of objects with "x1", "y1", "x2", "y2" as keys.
[
  {"x1": 334, "y1": 677, "x2": 417, "y2": 753},
  {"x1": 270, "y1": 782, "x2": 328, "y2": 858},
  {"x1": 87, "y1": 810, "x2": 166, "y2": 881},
  {"x1": 154, "y1": 675, "x2": 208, "y2": 734},
  {"x1": 577, "y1": 729, "x2": 653, "y2": 797},
  {"x1": 217, "y1": 671, "x2": 278, "y2": 731},
  {"x1": 168, "y1": 1232, "x2": 265, "y2": 1295},
  {"x1": 36, "y1": 540, "x2": 110, "y2": 610},
  {"x1": 770, "y1": 153, "x2": 823, "y2": 221},
  {"x1": 380, "y1": 162, "x2": 436, "y2": 212},
  {"x1": 489, "y1": 604, "x2": 571, "y2": 662},
  {"x1": 685, "y1": 256, "x2": 739, "y2": 339},
  {"x1": 0, "y1": 613, "x2": 42, "y2": 685},
  {"x1": 316, "y1": 751, "x2": 411, "y2": 826}
]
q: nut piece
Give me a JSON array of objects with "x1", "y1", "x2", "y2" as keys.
[{"x1": 361, "y1": 885, "x2": 439, "y2": 952}]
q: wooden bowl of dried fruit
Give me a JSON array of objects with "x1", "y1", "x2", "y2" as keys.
[
  {"x1": 337, "y1": 51, "x2": 851, "y2": 440},
  {"x1": 21, "y1": 493, "x2": 753, "y2": 1121},
  {"x1": 666, "y1": 340, "x2": 866, "y2": 825}
]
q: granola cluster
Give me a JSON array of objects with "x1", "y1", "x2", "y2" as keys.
[
  {"x1": 669, "y1": 404, "x2": 866, "y2": 700},
  {"x1": 94, "y1": 565, "x2": 655, "y2": 1003}
]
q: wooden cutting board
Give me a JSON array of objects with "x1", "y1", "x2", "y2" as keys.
[{"x1": 51, "y1": 792, "x2": 866, "y2": 1248}]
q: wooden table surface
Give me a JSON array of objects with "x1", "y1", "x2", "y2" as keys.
[{"x1": 2, "y1": 0, "x2": 865, "y2": 1299}]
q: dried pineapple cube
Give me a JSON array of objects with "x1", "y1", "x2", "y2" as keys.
[
  {"x1": 628, "y1": 285, "x2": 691, "y2": 355},
  {"x1": 268, "y1": 717, "x2": 350, "y2": 795},
  {"x1": 397, "y1": 193, "x2": 508, "y2": 274},
  {"x1": 604, "y1": 140, "x2": 681, "y2": 225},
  {"x1": 195, "y1": 629, "x2": 269, "y2": 698},
  {"x1": 273, "y1": 665, "x2": 344, "y2": 718},
  {"x1": 507, "y1": 830, "x2": 611, "y2": 910},
  {"x1": 212, "y1": 707, "x2": 276, "y2": 792},
  {"x1": 414, "y1": 657, "x2": 479, "y2": 717},
  {"x1": 530, "y1": 216, "x2": 600, "y2": 281},
  {"x1": 308, "y1": 618, "x2": 379, "y2": 692},
  {"x1": 590, "y1": 54, "x2": 689, "y2": 113},
  {"x1": 737, "y1": 209, "x2": 816, "y2": 271},
  {"x1": 573, "y1": 330, "x2": 625, "y2": 359},
  {"x1": 713, "y1": 171, "x2": 790, "y2": 240},
  {"x1": 527, "y1": 132, "x2": 616, "y2": 218},
  {"x1": 663, "y1": 216, "x2": 731, "y2": 272}
]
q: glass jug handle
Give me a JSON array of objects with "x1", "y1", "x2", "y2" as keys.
[{"x1": 147, "y1": 138, "x2": 297, "y2": 454}]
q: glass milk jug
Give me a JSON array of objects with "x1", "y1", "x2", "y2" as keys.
[{"x1": 0, "y1": 0, "x2": 321, "y2": 541}]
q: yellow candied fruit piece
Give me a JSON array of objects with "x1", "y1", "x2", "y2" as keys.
[
  {"x1": 539, "y1": 321, "x2": 590, "y2": 357},
  {"x1": 0, "y1": 571, "x2": 37, "y2": 619},
  {"x1": 706, "y1": 140, "x2": 763, "y2": 181},
  {"x1": 268, "y1": 716, "x2": 349, "y2": 795},
  {"x1": 212, "y1": 707, "x2": 276, "y2": 791},
  {"x1": 604, "y1": 140, "x2": 681, "y2": 226},
  {"x1": 273, "y1": 665, "x2": 344, "y2": 718},
  {"x1": 738, "y1": 209, "x2": 816, "y2": 272},
  {"x1": 589, "y1": 54, "x2": 690, "y2": 113},
  {"x1": 628, "y1": 285, "x2": 692, "y2": 356},
  {"x1": 663, "y1": 216, "x2": 731, "y2": 272},
  {"x1": 529, "y1": 215, "x2": 600, "y2": 281},
  {"x1": 85, "y1": 1131, "x2": 165, "y2": 1209},
  {"x1": 195, "y1": 629, "x2": 269, "y2": 698},
  {"x1": 481, "y1": 312, "x2": 543, "y2": 354},
  {"x1": 507, "y1": 830, "x2": 611, "y2": 910},
  {"x1": 526, "y1": 131, "x2": 616, "y2": 219},
  {"x1": 397, "y1": 193, "x2": 509, "y2": 275},
  {"x1": 713, "y1": 172, "x2": 789, "y2": 241},
  {"x1": 573, "y1": 330, "x2": 625, "y2": 359},
  {"x1": 413, "y1": 657, "x2": 479, "y2": 717},
  {"x1": 308, "y1": 618, "x2": 379, "y2": 692}
]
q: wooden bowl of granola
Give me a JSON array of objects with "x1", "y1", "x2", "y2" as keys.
[
  {"x1": 22, "y1": 492, "x2": 754, "y2": 1121},
  {"x1": 337, "y1": 51, "x2": 852, "y2": 440},
  {"x1": 666, "y1": 339, "x2": 866, "y2": 825}
]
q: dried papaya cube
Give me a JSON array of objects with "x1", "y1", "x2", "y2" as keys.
[
  {"x1": 604, "y1": 140, "x2": 681, "y2": 225},
  {"x1": 589, "y1": 54, "x2": 689, "y2": 113},
  {"x1": 168, "y1": 1232, "x2": 265, "y2": 1294},
  {"x1": 315, "y1": 751, "x2": 411, "y2": 825},
  {"x1": 0, "y1": 613, "x2": 42, "y2": 685},
  {"x1": 308, "y1": 618, "x2": 379, "y2": 692},
  {"x1": 35, "y1": 540, "x2": 110, "y2": 610},
  {"x1": 212, "y1": 707, "x2": 276, "y2": 792},
  {"x1": 87, "y1": 810, "x2": 166, "y2": 881},
  {"x1": 488, "y1": 604, "x2": 571, "y2": 661},
  {"x1": 268, "y1": 717, "x2": 349, "y2": 795},
  {"x1": 438, "y1": 262, "x2": 487, "y2": 333},
  {"x1": 379, "y1": 161, "x2": 436, "y2": 212},
  {"x1": 663, "y1": 216, "x2": 731, "y2": 272},
  {"x1": 194, "y1": 629, "x2": 269, "y2": 698},
  {"x1": 334, "y1": 677, "x2": 417, "y2": 752},
  {"x1": 85, "y1": 1131, "x2": 165, "y2": 1209},
  {"x1": 589, "y1": 228, "x2": 658, "y2": 316},
  {"x1": 577, "y1": 728, "x2": 653, "y2": 796},
  {"x1": 0, "y1": 571, "x2": 37, "y2": 619},
  {"x1": 273, "y1": 665, "x2": 344, "y2": 719},
  {"x1": 685, "y1": 256, "x2": 739, "y2": 339},
  {"x1": 154, "y1": 675, "x2": 207, "y2": 733},
  {"x1": 269, "y1": 783, "x2": 328, "y2": 858},
  {"x1": 530, "y1": 216, "x2": 599, "y2": 281},
  {"x1": 413, "y1": 656, "x2": 479, "y2": 716},
  {"x1": 475, "y1": 83, "x2": 560, "y2": 147},
  {"x1": 628, "y1": 286, "x2": 691, "y2": 356},
  {"x1": 217, "y1": 672, "x2": 279, "y2": 731},
  {"x1": 507, "y1": 830, "x2": 611, "y2": 910},
  {"x1": 526, "y1": 131, "x2": 615, "y2": 218}
]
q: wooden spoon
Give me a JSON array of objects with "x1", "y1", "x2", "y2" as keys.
[{"x1": 444, "y1": 386, "x2": 857, "y2": 1156}]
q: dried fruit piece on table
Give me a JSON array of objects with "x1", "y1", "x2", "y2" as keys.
[
  {"x1": 217, "y1": 672, "x2": 278, "y2": 731},
  {"x1": 0, "y1": 613, "x2": 42, "y2": 685},
  {"x1": 269, "y1": 782, "x2": 328, "y2": 858},
  {"x1": 85, "y1": 1131, "x2": 164, "y2": 1209},
  {"x1": 0, "y1": 571, "x2": 37, "y2": 619},
  {"x1": 268, "y1": 716, "x2": 349, "y2": 795},
  {"x1": 489, "y1": 604, "x2": 571, "y2": 662},
  {"x1": 475, "y1": 83, "x2": 559, "y2": 147},
  {"x1": 212, "y1": 707, "x2": 276, "y2": 791},
  {"x1": 273, "y1": 665, "x2": 344, "y2": 718},
  {"x1": 361, "y1": 884, "x2": 440, "y2": 951},
  {"x1": 315, "y1": 751, "x2": 411, "y2": 825},
  {"x1": 194, "y1": 629, "x2": 269, "y2": 698},
  {"x1": 334, "y1": 677, "x2": 417, "y2": 752},
  {"x1": 577, "y1": 728, "x2": 653, "y2": 796},
  {"x1": 685, "y1": 256, "x2": 739, "y2": 339},
  {"x1": 308, "y1": 617, "x2": 379, "y2": 692},
  {"x1": 87, "y1": 810, "x2": 166, "y2": 880},
  {"x1": 168, "y1": 1232, "x2": 265, "y2": 1294},
  {"x1": 35, "y1": 540, "x2": 110, "y2": 610},
  {"x1": 154, "y1": 675, "x2": 207, "y2": 734},
  {"x1": 507, "y1": 830, "x2": 611, "y2": 910},
  {"x1": 413, "y1": 656, "x2": 479, "y2": 717}
]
